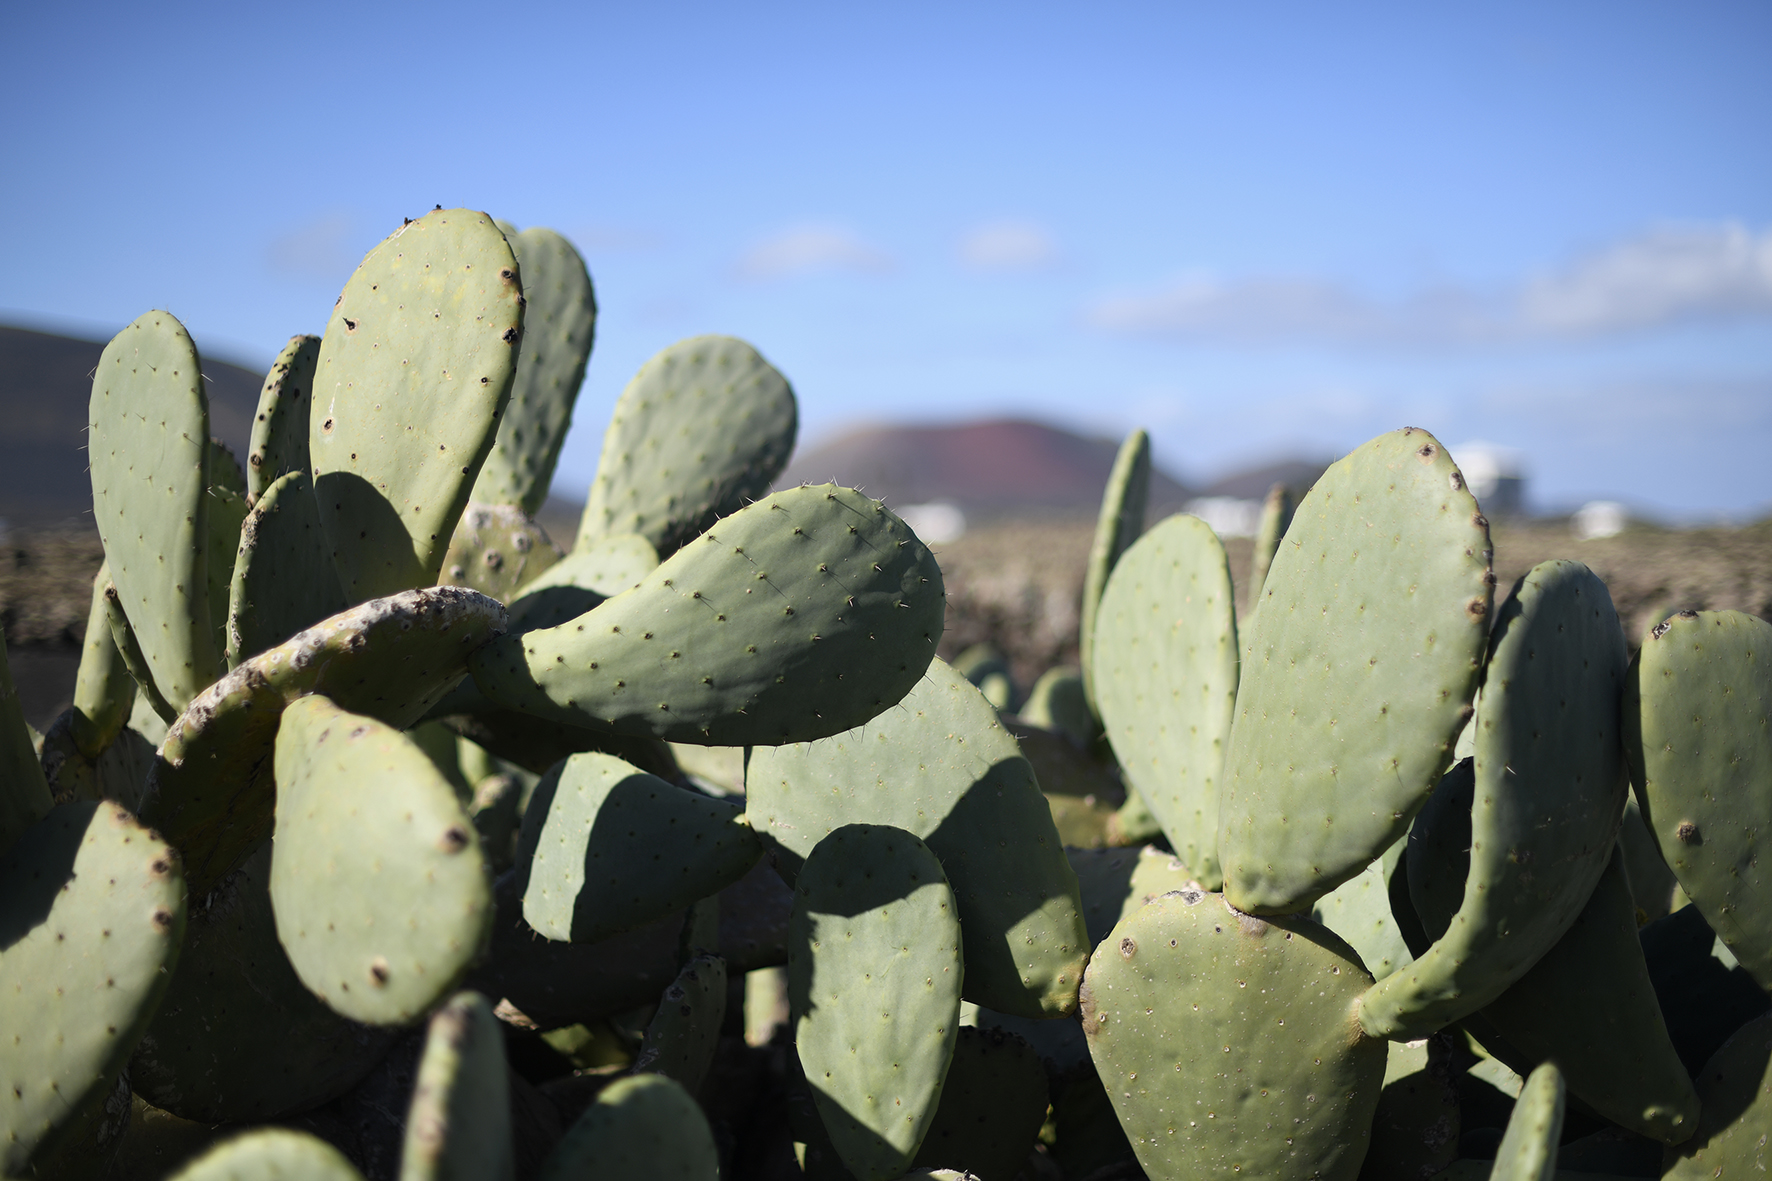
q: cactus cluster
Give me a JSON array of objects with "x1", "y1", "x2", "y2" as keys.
[{"x1": 2, "y1": 206, "x2": 1767, "y2": 1181}]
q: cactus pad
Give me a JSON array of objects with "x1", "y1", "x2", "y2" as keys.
[
  {"x1": 515, "y1": 751, "x2": 761, "y2": 942},
  {"x1": 1079, "y1": 428, "x2": 1149, "y2": 717},
  {"x1": 1246, "y1": 481, "x2": 1294, "y2": 611},
  {"x1": 129, "y1": 840, "x2": 395, "y2": 1123},
  {"x1": 538, "y1": 1073, "x2": 719, "y2": 1181},
  {"x1": 1627, "y1": 610, "x2": 1772, "y2": 992},
  {"x1": 790, "y1": 824, "x2": 962, "y2": 1181},
  {"x1": 0, "y1": 802, "x2": 186, "y2": 1175},
  {"x1": 1663, "y1": 1011, "x2": 1772, "y2": 1180},
  {"x1": 504, "y1": 532, "x2": 658, "y2": 634},
  {"x1": 632, "y1": 953, "x2": 727, "y2": 1093},
  {"x1": 472, "y1": 484, "x2": 942, "y2": 745},
  {"x1": 144, "y1": 585, "x2": 504, "y2": 893},
  {"x1": 270, "y1": 695, "x2": 492, "y2": 1025},
  {"x1": 164, "y1": 1128, "x2": 365, "y2": 1180},
  {"x1": 312, "y1": 208, "x2": 524, "y2": 601},
  {"x1": 1491, "y1": 1062, "x2": 1566, "y2": 1181},
  {"x1": 1311, "y1": 836, "x2": 1412, "y2": 981},
  {"x1": 1090, "y1": 512, "x2": 1237, "y2": 884},
  {"x1": 105, "y1": 581, "x2": 177, "y2": 724},
  {"x1": 69, "y1": 562, "x2": 135, "y2": 759},
  {"x1": 1079, "y1": 889, "x2": 1386, "y2": 1181},
  {"x1": 576, "y1": 335, "x2": 796, "y2": 557},
  {"x1": 89, "y1": 310, "x2": 223, "y2": 709},
  {"x1": 748, "y1": 657, "x2": 1088, "y2": 1019},
  {"x1": 911, "y1": 1026, "x2": 1049, "y2": 1181},
  {"x1": 440, "y1": 502, "x2": 560, "y2": 601},
  {"x1": 246, "y1": 334, "x2": 320, "y2": 503},
  {"x1": 471, "y1": 227, "x2": 597, "y2": 515},
  {"x1": 400, "y1": 991, "x2": 514, "y2": 1181},
  {"x1": 204, "y1": 485, "x2": 248, "y2": 663},
  {"x1": 226, "y1": 470, "x2": 351, "y2": 666},
  {"x1": 1361, "y1": 561, "x2": 1628, "y2": 1039},
  {"x1": 1066, "y1": 844, "x2": 1199, "y2": 949},
  {"x1": 1218, "y1": 427, "x2": 1492, "y2": 914}
]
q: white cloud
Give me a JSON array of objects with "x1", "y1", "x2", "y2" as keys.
[
  {"x1": 1088, "y1": 222, "x2": 1772, "y2": 345},
  {"x1": 958, "y1": 220, "x2": 1059, "y2": 272},
  {"x1": 734, "y1": 224, "x2": 893, "y2": 281}
]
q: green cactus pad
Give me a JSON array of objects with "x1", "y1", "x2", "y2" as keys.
[
  {"x1": 576, "y1": 335, "x2": 796, "y2": 558},
  {"x1": 471, "y1": 227, "x2": 596, "y2": 515},
  {"x1": 38, "y1": 708, "x2": 154, "y2": 811},
  {"x1": 748, "y1": 657, "x2": 1089, "y2": 1019},
  {"x1": 1360, "y1": 561, "x2": 1627, "y2": 1039},
  {"x1": 204, "y1": 485, "x2": 248, "y2": 662},
  {"x1": 632, "y1": 953, "x2": 728, "y2": 1094},
  {"x1": 538, "y1": 1073, "x2": 718, "y2": 1181},
  {"x1": 208, "y1": 437, "x2": 247, "y2": 498},
  {"x1": 1245, "y1": 481, "x2": 1294, "y2": 612},
  {"x1": 269, "y1": 695, "x2": 493, "y2": 1025},
  {"x1": 1627, "y1": 609, "x2": 1772, "y2": 992},
  {"x1": 440, "y1": 502, "x2": 560, "y2": 601},
  {"x1": 1079, "y1": 428, "x2": 1149, "y2": 717},
  {"x1": 129, "y1": 840, "x2": 395, "y2": 1123},
  {"x1": 1408, "y1": 760, "x2": 1698, "y2": 1143},
  {"x1": 0, "y1": 626, "x2": 52, "y2": 852},
  {"x1": 1619, "y1": 790, "x2": 1679, "y2": 923},
  {"x1": 790, "y1": 824, "x2": 962, "y2": 1181},
  {"x1": 504, "y1": 532, "x2": 659, "y2": 634},
  {"x1": 312, "y1": 208, "x2": 524, "y2": 602},
  {"x1": 1491, "y1": 1063, "x2": 1566, "y2": 1181},
  {"x1": 164, "y1": 1128, "x2": 365, "y2": 1181},
  {"x1": 1091, "y1": 512, "x2": 1237, "y2": 884},
  {"x1": 226, "y1": 470, "x2": 351, "y2": 666},
  {"x1": 1311, "y1": 835, "x2": 1412, "y2": 981},
  {"x1": 70, "y1": 561, "x2": 135, "y2": 759},
  {"x1": 911, "y1": 1026, "x2": 1049, "y2": 1181},
  {"x1": 89, "y1": 310, "x2": 224, "y2": 709},
  {"x1": 1663, "y1": 1011, "x2": 1772, "y2": 1179},
  {"x1": 1018, "y1": 666, "x2": 1095, "y2": 746},
  {"x1": 1218, "y1": 427, "x2": 1493, "y2": 914},
  {"x1": 247, "y1": 334, "x2": 321, "y2": 503},
  {"x1": 1079, "y1": 889, "x2": 1386, "y2": 1181},
  {"x1": 472, "y1": 484, "x2": 943, "y2": 745},
  {"x1": 515, "y1": 751, "x2": 761, "y2": 942},
  {"x1": 1013, "y1": 723, "x2": 1124, "y2": 849},
  {"x1": 105, "y1": 581, "x2": 177, "y2": 724},
  {"x1": 144, "y1": 585, "x2": 505, "y2": 894},
  {"x1": 1066, "y1": 844, "x2": 1199, "y2": 949},
  {"x1": 0, "y1": 801, "x2": 186, "y2": 1176},
  {"x1": 400, "y1": 992, "x2": 514, "y2": 1181}
]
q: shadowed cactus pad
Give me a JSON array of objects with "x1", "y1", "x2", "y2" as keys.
[
  {"x1": 1080, "y1": 889, "x2": 1386, "y2": 1181},
  {"x1": 401, "y1": 991, "x2": 514, "y2": 1181},
  {"x1": 1663, "y1": 1011, "x2": 1772, "y2": 1179},
  {"x1": 88, "y1": 310, "x2": 223, "y2": 710},
  {"x1": 0, "y1": 802, "x2": 186, "y2": 1176},
  {"x1": 1090, "y1": 512, "x2": 1237, "y2": 885},
  {"x1": 577, "y1": 334, "x2": 796, "y2": 557},
  {"x1": 312, "y1": 208, "x2": 524, "y2": 602},
  {"x1": 515, "y1": 750, "x2": 761, "y2": 942},
  {"x1": 790, "y1": 824, "x2": 962, "y2": 1181},
  {"x1": 472, "y1": 484, "x2": 943, "y2": 745},
  {"x1": 1627, "y1": 609, "x2": 1772, "y2": 992},
  {"x1": 270, "y1": 695, "x2": 492, "y2": 1025},
  {"x1": 911, "y1": 1026, "x2": 1049, "y2": 1181},
  {"x1": 1218, "y1": 426, "x2": 1492, "y2": 915},
  {"x1": 538, "y1": 1073, "x2": 719, "y2": 1181},
  {"x1": 632, "y1": 953, "x2": 728, "y2": 1094},
  {"x1": 165, "y1": 1128, "x2": 365, "y2": 1180},
  {"x1": 748, "y1": 657, "x2": 1089, "y2": 1019},
  {"x1": 1491, "y1": 1063, "x2": 1566, "y2": 1181},
  {"x1": 1361, "y1": 561, "x2": 1628, "y2": 1040}
]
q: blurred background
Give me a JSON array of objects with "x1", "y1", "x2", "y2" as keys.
[{"x1": 2, "y1": 2, "x2": 1770, "y2": 713}]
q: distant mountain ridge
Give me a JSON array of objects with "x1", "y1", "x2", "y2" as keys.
[
  {"x1": 779, "y1": 418, "x2": 1194, "y2": 520},
  {"x1": 0, "y1": 326, "x2": 265, "y2": 527}
]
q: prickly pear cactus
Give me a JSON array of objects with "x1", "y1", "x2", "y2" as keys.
[
  {"x1": 270, "y1": 695, "x2": 492, "y2": 1025},
  {"x1": 88, "y1": 309, "x2": 223, "y2": 709},
  {"x1": 1490, "y1": 1062, "x2": 1566, "y2": 1181},
  {"x1": 471, "y1": 226, "x2": 597, "y2": 516},
  {"x1": 1079, "y1": 428, "x2": 1149, "y2": 718},
  {"x1": 632, "y1": 953, "x2": 728, "y2": 1093},
  {"x1": 246, "y1": 334, "x2": 320, "y2": 503},
  {"x1": 471, "y1": 485, "x2": 943, "y2": 745},
  {"x1": 576, "y1": 335, "x2": 797, "y2": 558},
  {"x1": 1663, "y1": 1010, "x2": 1772, "y2": 1179},
  {"x1": 537, "y1": 1074, "x2": 719, "y2": 1181},
  {"x1": 1090, "y1": 512, "x2": 1237, "y2": 885},
  {"x1": 1245, "y1": 480, "x2": 1294, "y2": 611},
  {"x1": 1218, "y1": 427, "x2": 1492, "y2": 915},
  {"x1": 226, "y1": 469, "x2": 350, "y2": 666},
  {"x1": 440, "y1": 502, "x2": 560, "y2": 601},
  {"x1": 1627, "y1": 609, "x2": 1772, "y2": 992},
  {"x1": 400, "y1": 991, "x2": 514, "y2": 1181},
  {"x1": 790, "y1": 824, "x2": 963, "y2": 1181},
  {"x1": 1079, "y1": 888, "x2": 1386, "y2": 1181},
  {"x1": 69, "y1": 562, "x2": 135, "y2": 759},
  {"x1": 311, "y1": 208, "x2": 524, "y2": 601},
  {"x1": 911, "y1": 1026, "x2": 1049, "y2": 1181},
  {"x1": 165, "y1": 1128, "x2": 366, "y2": 1180}
]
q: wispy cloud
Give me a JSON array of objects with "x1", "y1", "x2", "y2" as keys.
[
  {"x1": 734, "y1": 224, "x2": 893, "y2": 281},
  {"x1": 266, "y1": 212, "x2": 361, "y2": 281},
  {"x1": 1088, "y1": 223, "x2": 1772, "y2": 345},
  {"x1": 958, "y1": 219, "x2": 1060, "y2": 272}
]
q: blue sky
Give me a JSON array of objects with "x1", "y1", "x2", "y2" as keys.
[{"x1": 3, "y1": 2, "x2": 1769, "y2": 518}]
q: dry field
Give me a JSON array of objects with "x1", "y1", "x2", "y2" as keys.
[{"x1": 4, "y1": 516, "x2": 1769, "y2": 729}]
